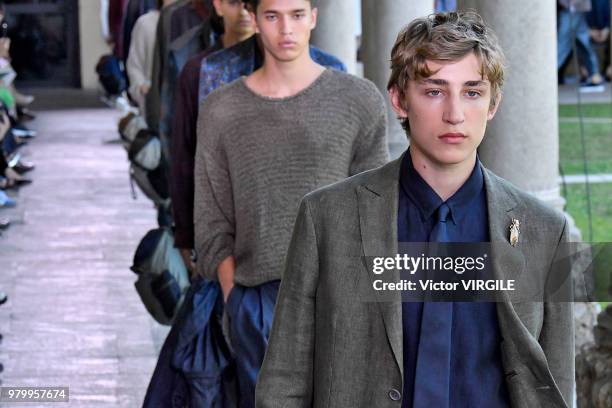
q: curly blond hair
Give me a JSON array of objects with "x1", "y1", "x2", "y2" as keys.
[{"x1": 387, "y1": 11, "x2": 506, "y2": 132}]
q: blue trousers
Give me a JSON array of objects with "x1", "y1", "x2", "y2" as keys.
[
  {"x1": 3, "y1": 131, "x2": 19, "y2": 156},
  {"x1": 558, "y1": 9, "x2": 601, "y2": 77},
  {"x1": 225, "y1": 281, "x2": 280, "y2": 408}
]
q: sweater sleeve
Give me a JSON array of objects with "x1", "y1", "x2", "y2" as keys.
[
  {"x1": 349, "y1": 83, "x2": 390, "y2": 176},
  {"x1": 194, "y1": 98, "x2": 235, "y2": 280}
]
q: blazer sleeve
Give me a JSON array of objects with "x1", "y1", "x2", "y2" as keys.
[
  {"x1": 539, "y1": 218, "x2": 575, "y2": 407},
  {"x1": 255, "y1": 198, "x2": 319, "y2": 408}
]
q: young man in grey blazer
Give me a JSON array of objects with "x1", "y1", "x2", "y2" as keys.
[{"x1": 256, "y1": 11, "x2": 575, "y2": 408}]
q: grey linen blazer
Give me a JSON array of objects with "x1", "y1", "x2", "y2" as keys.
[{"x1": 255, "y1": 156, "x2": 575, "y2": 408}]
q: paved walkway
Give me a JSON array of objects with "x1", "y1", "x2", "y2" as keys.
[
  {"x1": 559, "y1": 116, "x2": 612, "y2": 124},
  {"x1": 559, "y1": 82, "x2": 612, "y2": 104},
  {"x1": 0, "y1": 108, "x2": 169, "y2": 407}
]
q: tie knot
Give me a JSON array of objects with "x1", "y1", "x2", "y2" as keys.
[{"x1": 436, "y1": 203, "x2": 451, "y2": 223}]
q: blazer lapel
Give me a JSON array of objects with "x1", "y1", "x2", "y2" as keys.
[
  {"x1": 357, "y1": 157, "x2": 403, "y2": 379},
  {"x1": 483, "y1": 168, "x2": 524, "y2": 298},
  {"x1": 483, "y1": 169, "x2": 530, "y2": 334}
]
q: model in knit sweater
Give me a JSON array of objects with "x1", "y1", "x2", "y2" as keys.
[{"x1": 194, "y1": 0, "x2": 389, "y2": 405}]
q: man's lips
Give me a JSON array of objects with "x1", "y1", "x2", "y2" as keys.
[
  {"x1": 279, "y1": 41, "x2": 296, "y2": 48},
  {"x1": 439, "y1": 132, "x2": 467, "y2": 143}
]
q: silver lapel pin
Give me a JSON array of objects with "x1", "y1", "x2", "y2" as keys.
[{"x1": 509, "y1": 218, "x2": 520, "y2": 247}]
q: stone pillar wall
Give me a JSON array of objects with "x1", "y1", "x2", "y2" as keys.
[
  {"x1": 360, "y1": 0, "x2": 433, "y2": 158},
  {"x1": 311, "y1": 0, "x2": 357, "y2": 74},
  {"x1": 79, "y1": 0, "x2": 112, "y2": 90},
  {"x1": 457, "y1": 0, "x2": 564, "y2": 210}
]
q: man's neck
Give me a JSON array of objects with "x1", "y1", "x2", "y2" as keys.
[
  {"x1": 409, "y1": 148, "x2": 477, "y2": 202},
  {"x1": 246, "y1": 48, "x2": 324, "y2": 98},
  {"x1": 222, "y1": 32, "x2": 251, "y2": 49}
]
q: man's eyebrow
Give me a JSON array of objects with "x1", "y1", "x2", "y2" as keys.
[
  {"x1": 263, "y1": 8, "x2": 306, "y2": 13},
  {"x1": 419, "y1": 79, "x2": 489, "y2": 87},
  {"x1": 420, "y1": 78, "x2": 448, "y2": 86},
  {"x1": 464, "y1": 80, "x2": 488, "y2": 87}
]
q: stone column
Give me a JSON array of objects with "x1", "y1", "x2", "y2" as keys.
[
  {"x1": 361, "y1": 0, "x2": 433, "y2": 158},
  {"x1": 311, "y1": 0, "x2": 357, "y2": 74},
  {"x1": 458, "y1": 0, "x2": 564, "y2": 211}
]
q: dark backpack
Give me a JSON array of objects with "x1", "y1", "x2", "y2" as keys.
[
  {"x1": 131, "y1": 227, "x2": 191, "y2": 325},
  {"x1": 95, "y1": 54, "x2": 127, "y2": 96},
  {"x1": 118, "y1": 112, "x2": 170, "y2": 211}
]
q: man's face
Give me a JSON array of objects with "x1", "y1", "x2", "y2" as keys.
[
  {"x1": 213, "y1": 0, "x2": 254, "y2": 37},
  {"x1": 391, "y1": 52, "x2": 501, "y2": 169},
  {"x1": 251, "y1": 0, "x2": 317, "y2": 62}
]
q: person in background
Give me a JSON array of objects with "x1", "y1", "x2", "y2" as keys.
[
  {"x1": 194, "y1": 0, "x2": 388, "y2": 405},
  {"x1": 586, "y1": 0, "x2": 610, "y2": 80},
  {"x1": 126, "y1": 0, "x2": 174, "y2": 116},
  {"x1": 0, "y1": 2, "x2": 34, "y2": 109},
  {"x1": 557, "y1": 0, "x2": 604, "y2": 86},
  {"x1": 170, "y1": 0, "x2": 254, "y2": 273}
]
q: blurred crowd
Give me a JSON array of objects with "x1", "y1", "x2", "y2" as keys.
[
  {"x1": 0, "y1": 0, "x2": 36, "y2": 233},
  {"x1": 0, "y1": 0, "x2": 38, "y2": 375}
]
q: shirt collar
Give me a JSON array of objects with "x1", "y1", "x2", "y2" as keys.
[{"x1": 399, "y1": 149, "x2": 484, "y2": 224}]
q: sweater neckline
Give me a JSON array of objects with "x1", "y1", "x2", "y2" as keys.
[{"x1": 239, "y1": 68, "x2": 331, "y2": 102}]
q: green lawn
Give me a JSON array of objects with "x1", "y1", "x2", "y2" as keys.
[
  {"x1": 559, "y1": 122, "x2": 612, "y2": 174},
  {"x1": 559, "y1": 103, "x2": 612, "y2": 305},
  {"x1": 559, "y1": 103, "x2": 612, "y2": 118},
  {"x1": 564, "y1": 183, "x2": 612, "y2": 304}
]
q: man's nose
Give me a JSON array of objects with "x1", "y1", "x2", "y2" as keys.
[
  {"x1": 442, "y1": 95, "x2": 465, "y2": 125},
  {"x1": 280, "y1": 15, "x2": 293, "y2": 35}
]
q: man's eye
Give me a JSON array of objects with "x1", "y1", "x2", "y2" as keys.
[
  {"x1": 265, "y1": 15, "x2": 277, "y2": 21},
  {"x1": 466, "y1": 90, "x2": 481, "y2": 97},
  {"x1": 294, "y1": 12, "x2": 305, "y2": 19},
  {"x1": 426, "y1": 90, "x2": 442, "y2": 96}
]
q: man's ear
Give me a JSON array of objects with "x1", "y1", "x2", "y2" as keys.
[
  {"x1": 488, "y1": 92, "x2": 502, "y2": 120},
  {"x1": 249, "y1": 8, "x2": 259, "y2": 33},
  {"x1": 310, "y1": 7, "x2": 318, "y2": 30},
  {"x1": 212, "y1": 0, "x2": 223, "y2": 17},
  {"x1": 389, "y1": 87, "x2": 409, "y2": 119}
]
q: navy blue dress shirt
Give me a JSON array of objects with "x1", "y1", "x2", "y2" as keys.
[{"x1": 398, "y1": 151, "x2": 509, "y2": 407}]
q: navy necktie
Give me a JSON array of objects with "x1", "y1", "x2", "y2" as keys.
[{"x1": 413, "y1": 203, "x2": 453, "y2": 408}]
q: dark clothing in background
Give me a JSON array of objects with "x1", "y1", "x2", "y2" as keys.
[
  {"x1": 146, "y1": 0, "x2": 209, "y2": 132},
  {"x1": 108, "y1": 0, "x2": 129, "y2": 58},
  {"x1": 0, "y1": 148, "x2": 7, "y2": 174},
  {"x1": 586, "y1": 0, "x2": 610, "y2": 29},
  {"x1": 160, "y1": 23, "x2": 217, "y2": 164},
  {"x1": 169, "y1": 44, "x2": 222, "y2": 249},
  {"x1": 143, "y1": 278, "x2": 236, "y2": 407}
]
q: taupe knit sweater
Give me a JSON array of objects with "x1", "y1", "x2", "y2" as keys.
[{"x1": 195, "y1": 68, "x2": 389, "y2": 286}]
